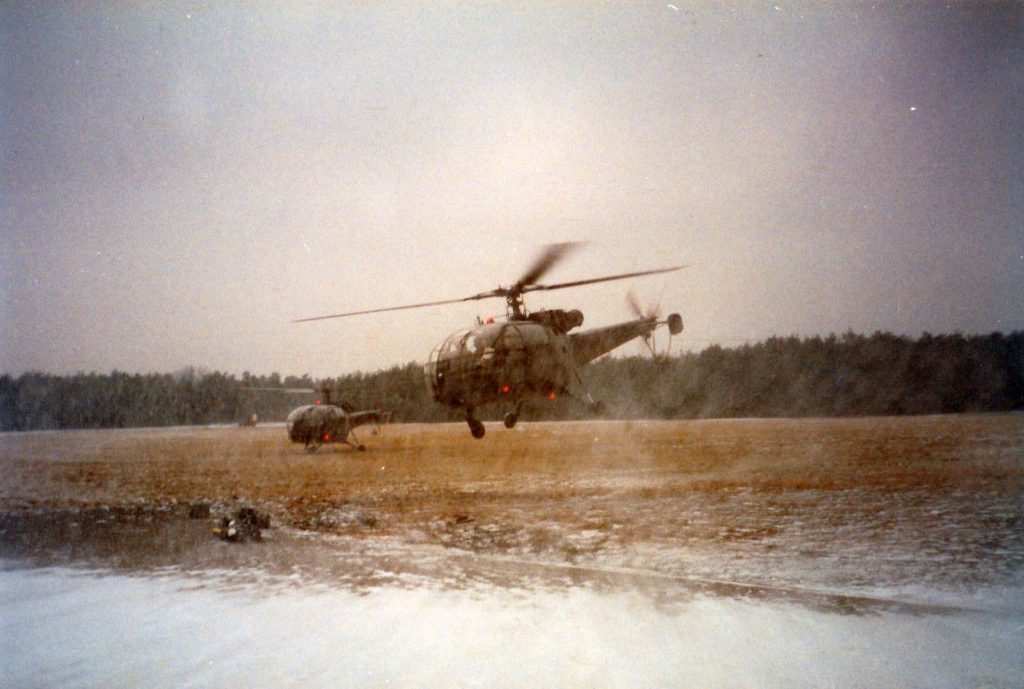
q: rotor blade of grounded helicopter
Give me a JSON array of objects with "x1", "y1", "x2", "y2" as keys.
[
  {"x1": 292, "y1": 293, "x2": 501, "y2": 322},
  {"x1": 517, "y1": 241, "x2": 583, "y2": 287},
  {"x1": 523, "y1": 265, "x2": 687, "y2": 294}
]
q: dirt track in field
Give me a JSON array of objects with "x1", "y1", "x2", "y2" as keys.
[{"x1": 1, "y1": 415, "x2": 1022, "y2": 599}]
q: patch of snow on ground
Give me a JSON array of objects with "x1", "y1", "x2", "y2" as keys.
[{"x1": 2, "y1": 566, "x2": 1021, "y2": 689}]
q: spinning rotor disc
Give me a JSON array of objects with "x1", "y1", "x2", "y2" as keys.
[{"x1": 293, "y1": 242, "x2": 685, "y2": 323}]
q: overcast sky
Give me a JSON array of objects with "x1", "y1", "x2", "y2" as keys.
[{"x1": 2, "y1": 2, "x2": 1022, "y2": 377}]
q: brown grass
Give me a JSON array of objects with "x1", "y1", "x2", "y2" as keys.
[
  {"x1": 4, "y1": 415, "x2": 1019, "y2": 589},
  {"x1": 4, "y1": 413, "x2": 1019, "y2": 528}
]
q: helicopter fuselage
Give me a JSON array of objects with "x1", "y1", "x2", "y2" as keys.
[
  {"x1": 423, "y1": 311, "x2": 678, "y2": 421},
  {"x1": 285, "y1": 404, "x2": 389, "y2": 452}
]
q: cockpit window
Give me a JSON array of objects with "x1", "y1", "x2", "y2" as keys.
[
  {"x1": 432, "y1": 323, "x2": 507, "y2": 364},
  {"x1": 435, "y1": 329, "x2": 471, "y2": 361},
  {"x1": 466, "y1": 324, "x2": 502, "y2": 353}
]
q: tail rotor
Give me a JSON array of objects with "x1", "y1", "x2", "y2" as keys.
[{"x1": 626, "y1": 289, "x2": 683, "y2": 358}]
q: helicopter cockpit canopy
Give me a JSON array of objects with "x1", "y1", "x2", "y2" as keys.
[
  {"x1": 423, "y1": 321, "x2": 566, "y2": 406},
  {"x1": 429, "y1": 324, "x2": 500, "y2": 367},
  {"x1": 465, "y1": 324, "x2": 504, "y2": 356}
]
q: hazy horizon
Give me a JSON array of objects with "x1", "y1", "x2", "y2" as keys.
[
  {"x1": 3, "y1": 328, "x2": 1022, "y2": 380},
  {"x1": 3, "y1": 2, "x2": 1022, "y2": 378}
]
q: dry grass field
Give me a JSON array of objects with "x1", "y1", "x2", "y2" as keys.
[{"x1": 1, "y1": 414, "x2": 1022, "y2": 594}]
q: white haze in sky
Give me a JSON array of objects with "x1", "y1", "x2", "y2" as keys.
[{"x1": 2, "y1": 2, "x2": 1022, "y2": 376}]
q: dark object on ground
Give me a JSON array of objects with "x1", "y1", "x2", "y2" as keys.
[
  {"x1": 215, "y1": 507, "x2": 270, "y2": 542},
  {"x1": 188, "y1": 502, "x2": 211, "y2": 519}
]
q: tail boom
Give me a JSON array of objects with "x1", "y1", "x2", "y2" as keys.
[{"x1": 569, "y1": 318, "x2": 658, "y2": 366}]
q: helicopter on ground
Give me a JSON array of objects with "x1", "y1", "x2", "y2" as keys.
[
  {"x1": 285, "y1": 387, "x2": 391, "y2": 452},
  {"x1": 245, "y1": 386, "x2": 390, "y2": 452},
  {"x1": 295, "y1": 243, "x2": 683, "y2": 438}
]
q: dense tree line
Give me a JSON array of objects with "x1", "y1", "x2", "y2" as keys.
[
  {"x1": 578, "y1": 331, "x2": 1023, "y2": 420},
  {"x1": 1, "y1": 331, "x2": 1021, "y2": 431},
  {"x1": 0, "y1": 369, "x2": 320, "y2": 431}
]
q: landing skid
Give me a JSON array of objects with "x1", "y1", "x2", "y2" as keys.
[
  {"x1": 304, "y1": 432, "x2": 366, "y2": 452},
  {"x1": 347, "y1": 429, "x2": 367, "y2": 451}
]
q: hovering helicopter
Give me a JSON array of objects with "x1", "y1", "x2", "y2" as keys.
[
  {"x1": 294, "y1": 243, "x2": 684, "y2": 438},
  {"x1": 246, "y1": 386, "x2": 390, "y2": 452}
]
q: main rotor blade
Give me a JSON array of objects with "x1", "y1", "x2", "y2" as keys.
[
  {"x1": 524, "y1": 265, "x2": 686, "y2": 294},
  {"x1": 292, "y1": 252, "x2": 684, "y2": 323},
  {"x1": 518, "y1": 241, "x2": 583, "y2": 287},
  {"x1": 292, "y1": 295, "x2": 488, "y2": 322}
]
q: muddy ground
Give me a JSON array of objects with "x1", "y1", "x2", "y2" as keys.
[{"x1": 1, "y1": 415, "x2": 1022, "y2": 611}]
